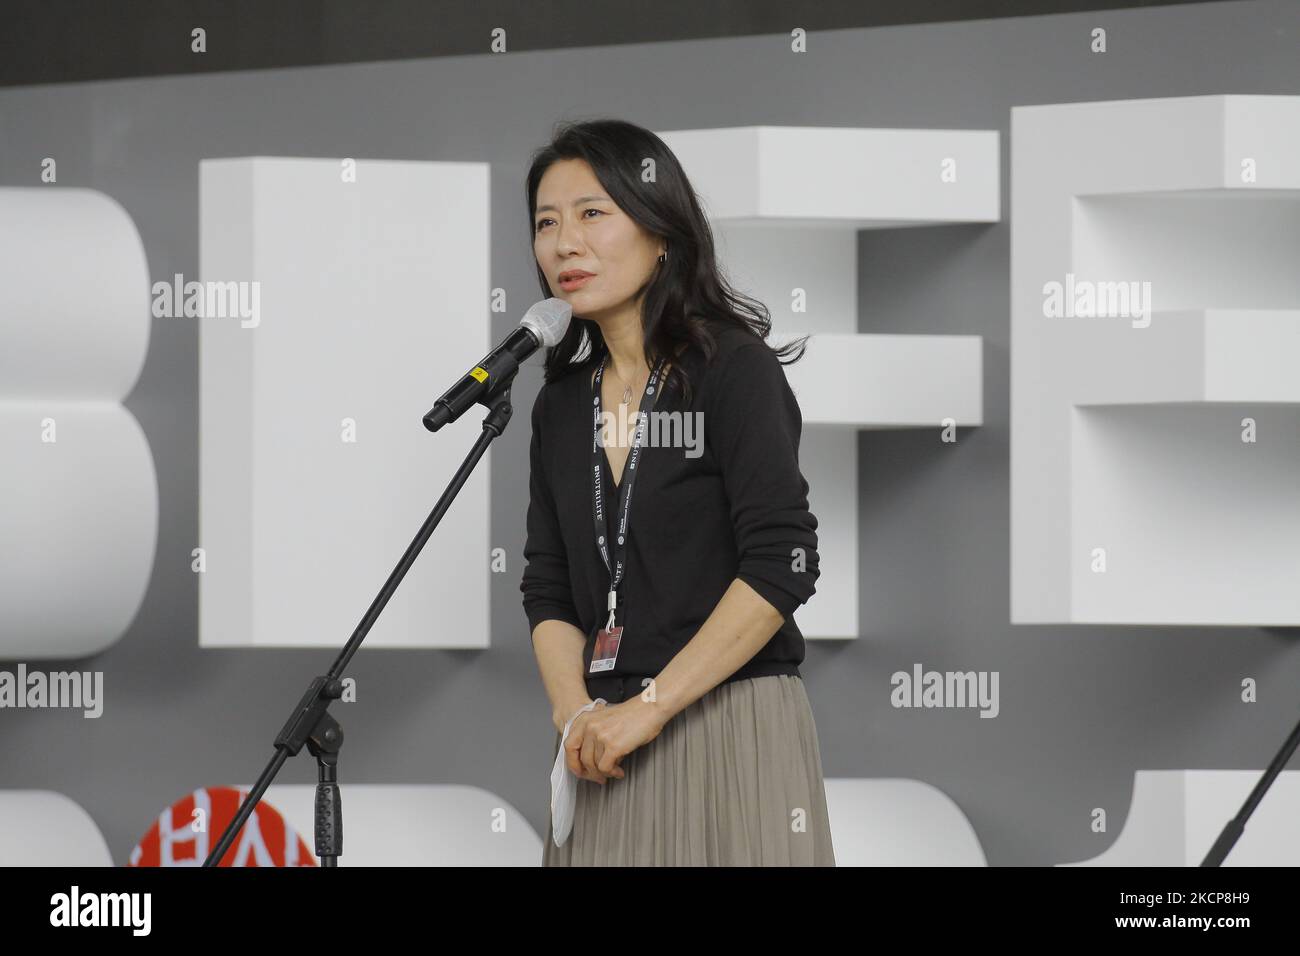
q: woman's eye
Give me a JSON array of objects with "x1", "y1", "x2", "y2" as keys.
[{"x1": 535, "y1": 209, "x2": 602, "y2": 233}]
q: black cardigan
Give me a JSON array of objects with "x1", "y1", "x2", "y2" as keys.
[{"x1": 519, "y1": 320, "x2": 821, "y2": 700}]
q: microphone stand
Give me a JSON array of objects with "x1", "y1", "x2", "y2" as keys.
[
  {"x1": 203, "y1": 348, "x2": 522, "y2": 867},
  {"x1": 1200, "y1": 710, "x2": 1300, "y2": 865}
]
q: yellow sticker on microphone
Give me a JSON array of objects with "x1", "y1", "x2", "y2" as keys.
[{"x1": 469, "y1": 366, "x2": 489, "y2": 383}]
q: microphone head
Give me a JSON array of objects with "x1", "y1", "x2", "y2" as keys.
[{"x1": 520, "y1": 298, "x2": 572, "y2": 348}]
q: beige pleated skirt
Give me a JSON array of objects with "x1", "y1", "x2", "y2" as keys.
[{"x1": 542, "y1": 674, "x2": 836, "y2": 866}]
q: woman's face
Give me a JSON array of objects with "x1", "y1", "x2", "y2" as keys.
[{"x1": 533, "y1": 158, "x2": 665, "y2": 322}]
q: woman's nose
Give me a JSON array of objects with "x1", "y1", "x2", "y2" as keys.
[{"x1": 554, "y1": 218, "x2": 584, "y2": 254}]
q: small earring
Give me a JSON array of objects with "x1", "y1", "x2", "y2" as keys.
[{"x1": 658, "y1": 250, "x2": 667, "y2": 263}]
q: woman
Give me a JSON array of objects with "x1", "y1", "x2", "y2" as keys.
[{"x1": 519, "y1": 118, "x2": 835, "y2": 866}]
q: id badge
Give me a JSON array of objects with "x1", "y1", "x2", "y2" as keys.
[{"x1": 589, "y1": 625, "x2": 624, "y2": 673}]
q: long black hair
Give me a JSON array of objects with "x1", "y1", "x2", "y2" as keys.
[{"x1": 525, "y1": 118, "x2": 809, "y2": 407}]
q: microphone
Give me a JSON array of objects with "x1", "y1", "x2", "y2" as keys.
[{"x1": 422, "y1": 297, "x2": 572, "y2": 431}]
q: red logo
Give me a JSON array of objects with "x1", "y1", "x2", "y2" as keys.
[{"x1": 129, "y1": 786, "x2": 317, "y2": 867}]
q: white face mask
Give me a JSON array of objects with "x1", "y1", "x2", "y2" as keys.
[{"x1": 550, "y1": 698, "x2": 607, "y2": 846}]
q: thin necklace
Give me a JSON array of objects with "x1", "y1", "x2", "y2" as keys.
[{"x1": 605, "y1": 356, "x2": 646, "y2": 407}]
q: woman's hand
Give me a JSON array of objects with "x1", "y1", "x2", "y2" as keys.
[{"x1": 564, "y1": 696, "x2": 668, "y2": 784}]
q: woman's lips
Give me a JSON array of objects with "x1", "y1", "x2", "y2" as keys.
[{"x1": 559, "y1": 274, "x2": 594, "y2": 291}]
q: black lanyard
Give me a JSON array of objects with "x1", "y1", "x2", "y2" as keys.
[{"x1": 590, "y1": 353, "x2": 667, "y2": 632}]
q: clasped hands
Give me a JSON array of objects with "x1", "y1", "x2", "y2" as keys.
[{"x1": 563, "y1": 695, "x2": 668, "y2": 784}]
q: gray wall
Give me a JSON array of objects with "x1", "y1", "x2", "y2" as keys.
[{"x1": 2, "y1": 0, "x2": 1298, "y2": 866}]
